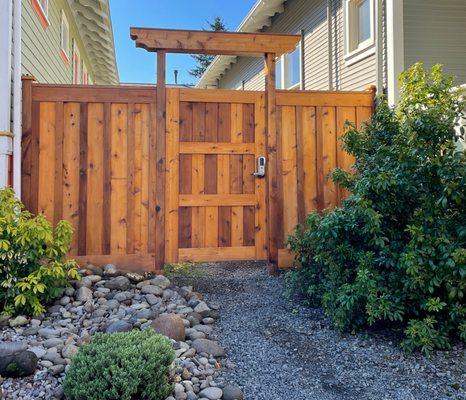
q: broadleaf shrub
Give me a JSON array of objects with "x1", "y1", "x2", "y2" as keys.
[
  {"x1": 287, "y1": 64, "x2": 466, "y2": 353},
  {"x1": 0, "y1": 188, "x2": 79, "y2": 316},
  {"x1": 63, "y1": 329, "x2": 175, "y2": 400}
]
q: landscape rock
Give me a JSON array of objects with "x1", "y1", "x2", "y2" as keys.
[
  {"x1": 150, "y1": 275, "x2": 171, "y2": 289},
  {"x1": 0, "y1": 342, "x2": 28, "y2": 357},
  {"x1": 105, "y1": 320, "x2": 132, "y2": 333},
  {"x1": 8, "y1": 316, "x2": 28, "y2": 328},
  {"x1": 103, "y1": 263, "x2": 118, "y2": 277},
  {"x1": 141, "y1": 284, "x2": 163, "y2": 296},
  {"x1": 193, "y1": 301, "x2": 211, "y2": 317},
  {"x1": 222, "y1": 384, "x2": 244, "y2": 400},
  {"x1": 75, "y1": 286, "x2": 93, "y2": 302},
  {"x1": 199, "y1": 387, "x2": 223, "y2": 400},
  {"x1": 105, "y1": 276, "x2": 131, "y2": 291},
  {"x1": 0, "y1": 350, "x2": 38, "y2": 377},
  {"x1": 192, "y1": 339, "x2": 225, "y2": 357},
  {"x1": 151, "y1": 314, "x2": 186, "y2": 341}
]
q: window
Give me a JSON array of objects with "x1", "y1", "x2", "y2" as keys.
[
  {"x1": 60, "y1": 11, "x2": 70, "y2": 63},
  {"x1": 72, "y1": 41, "x2": 81, "y2": 84},
  {"x1": 345, "y1": 0, "x2": 375, "y2": 63},
  {"x1": 32, "y1": 0, "x2": 49, "y2": 28},
  {"x1": 275, "y1": 42, "x2": 302, "y2": 90}
]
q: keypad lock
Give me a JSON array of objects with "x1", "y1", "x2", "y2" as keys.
[{"x1": 253, "y1": 156, "x2": 266, "y2": 177}]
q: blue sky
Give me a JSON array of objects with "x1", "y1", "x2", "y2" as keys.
[{"x1": 109, "y1": 0, "x2": 257, "y2": 85}]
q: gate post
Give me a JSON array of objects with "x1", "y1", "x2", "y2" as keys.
[
  {"x1": 155, "y1": 51, "x2": 166, "y2": 270},
  {"x1": 264, "y1": 53, "x2": 279, "y2": 274}
]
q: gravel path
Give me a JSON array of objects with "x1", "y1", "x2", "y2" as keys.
[{"x1": 181, "y1": 262, "x2": 466, "y2": 400}]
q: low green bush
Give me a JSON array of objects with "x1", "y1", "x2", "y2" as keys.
[
  {"x1": 0, "y1": 188, "x2": 79, "y2": 316},
  {"x1": 287, "y1": 64, "x2": 466, "y2": 353},
  {"x1": 63, "y1": 329, "x2": 175, "y2": 400}
]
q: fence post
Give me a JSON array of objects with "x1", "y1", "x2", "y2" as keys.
[
  {"x1": 264, "y1": 52, "x2": 279, "y2": 274},
  {"x1": 155, "y1": 51, "x2": 166, "y2": 270},
  {"x1": 21, "y1": 75, "x2": 35, "y2": 210}
]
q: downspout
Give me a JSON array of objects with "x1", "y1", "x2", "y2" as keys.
[
  {"x1": 0, "y1": 0, "x2": 13, "y2": 189},
  {"x1": 375, "y1": 0, "x2": 384, "y2": 95},
  {"x1": 327, "y1": 0, "x2": 334, "y2": 90},
  {"x1": 12, "y1": 0, "x2": 22, "y2": 197}
]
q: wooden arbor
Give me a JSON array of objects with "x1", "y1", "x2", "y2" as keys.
[{"x1": 130, "y1": 27, "x2": 301, "y2": 270}]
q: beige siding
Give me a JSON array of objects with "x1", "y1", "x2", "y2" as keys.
[
  {"x1": 218, "y1": 0, "x2": 377, "y2": 91},
  {"x1": 22, "y1": 0, "x2": 94, "y2": 84},
  {"x1": 404, "y1": 0, "x2": 466, "y2": 86}
]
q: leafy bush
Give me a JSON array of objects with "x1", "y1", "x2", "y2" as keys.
[
  {"x1": 0, "y1": 188, "x2": 79, "y2": 316},
  {"x1": 288, "y1": 64, "x2": 466, "y2": 353},
  {"x1": 63, "y1": 329, "x2": 175, "y2": 400}
]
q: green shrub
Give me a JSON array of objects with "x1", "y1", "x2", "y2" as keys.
[
  {"x1": 288, "y1": 64, "x2": 466, "y2": 353},
  {"x1": 63, "y1": 329, "x2": 175, "y2": 400},
  {"x1": 0, "y1": 188, "x2": 79, "y2": 316}
]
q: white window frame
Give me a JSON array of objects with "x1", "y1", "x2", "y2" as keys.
[
  {"x1": 344, "y1": 0, "x2": 375, "y2": 66},
  {"x1": 276, "y1": 41, "x2": 302, "y2": 90},
  {"x1": 60, "y1": 10, "x2": 70, "y2": 61}
]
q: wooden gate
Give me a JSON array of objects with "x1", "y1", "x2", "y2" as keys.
[{"x1": 165, "y1": 89, "x2": 267, "y2": 263}]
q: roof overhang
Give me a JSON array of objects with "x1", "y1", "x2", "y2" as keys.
[
  {"x1": 130, "y1": 27, "x2": 299, "y2": 57},
  {"x1": 68, "y1": 0, "x2": 119, "y2": 84},
  {"x1": 197, "y1": 0, "x2": 288, "y2": 88}
]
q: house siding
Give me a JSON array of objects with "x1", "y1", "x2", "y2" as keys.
[
  {"x1": 403, "y1": 0, "x2": 466, "y2": 86},
  {"x1": 218, "y1": 0, "x2": 377, "y2": 91},
  {"x1": 22, "y1": 0, "x2": 94, "y2": 84}
]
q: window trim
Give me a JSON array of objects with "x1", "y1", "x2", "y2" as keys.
[
  {"x1": 60, "y1": 10, "x2": 70, "y2": 64},
  {"x1": 344, "y1": 0, "x2": 375, "y2": 66},
  {"x1": 32, "y1": 0, "x2": 49, "y2": 29}
]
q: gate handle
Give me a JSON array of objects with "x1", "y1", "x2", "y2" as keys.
[{"x1": 253, "y1": 156, "x2": 266, "y2": 177}]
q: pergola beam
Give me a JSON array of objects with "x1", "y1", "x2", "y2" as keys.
[{"x1": 130, "y1": 27, "x2": 300, "y2": 57}]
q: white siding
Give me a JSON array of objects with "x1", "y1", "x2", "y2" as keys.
[
  {"x1": 404, "y1": 0, "x2": 466, "y2": 86},
  {"x1": 218, "y1": 0, "x2": 377, "y2": 91}
]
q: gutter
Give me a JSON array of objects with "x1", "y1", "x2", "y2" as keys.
[{"x1": 0, "y1": 0, "x2": 13, "y2": 189}]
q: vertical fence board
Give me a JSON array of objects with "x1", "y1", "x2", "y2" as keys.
[{"x1": 86, "y1": 103, "x2": 104, "y2": 255}]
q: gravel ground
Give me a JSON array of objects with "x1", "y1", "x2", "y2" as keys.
[{"x1": 179, "y1": 262, "x2": 466, "y2": 400}]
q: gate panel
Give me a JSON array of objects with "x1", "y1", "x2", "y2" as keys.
[{"x1": 165, "y1": 89, "x2": 267, "y2": 263}]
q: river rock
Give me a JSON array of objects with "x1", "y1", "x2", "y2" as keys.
[
  {"x1": 105, "y1": 276, "x2": 131, "y2": 291},
  {"x1": 0, "y1": 350, "x2": 38, "y2": 377},
  {"x1": 192, "y1": 339, "x2": 225, "y2": 357},
  {"x1": 222, "y1": 384, "x2": 244, "y2": 400},
  {"x1": 150, "y1": 275, "x2": 171, "y2": 289},
  {"x1": 9, "y1": 316, "x2": 28, "y2": 327},
  {"x1": 105, "y1": 320, "x2": 132, "y2": 333},
  {"x1": 198, "y1": 387, "x2": 223, "y2": 400},
  {"x1": 151, "y1": 314, "x2": 185, "y2": 341},
  {"x1": 75, "y1": 287, "x2": 93, "y2": 302}
]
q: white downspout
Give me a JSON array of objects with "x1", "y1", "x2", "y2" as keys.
[
  {"x1": 386, "y1": 0, "x2": 404, "y2": 105},
  {"x1": 375, "y1": 0, "x2": 384, "y2": 95},
  {"x1": 0, "y1": 0, "x2": 13, "y2": 189},
  {"x1": 12, "y1": 0, "x2": 22, "y2": 197}
]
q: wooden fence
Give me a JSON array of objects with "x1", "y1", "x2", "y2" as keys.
[{"x1": 21, "y1": 80, "x2": 374, "y2": 271}]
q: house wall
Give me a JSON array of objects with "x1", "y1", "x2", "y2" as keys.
[
  {"x1": 22, "y1": 0, "x2": 94, "y2": 83},
  {"x1": 218, "y1": 0, "x2": 378, "y2": 91},
  {"x1": 403, "y1": 0, "x2": 466, "y2": 86}
]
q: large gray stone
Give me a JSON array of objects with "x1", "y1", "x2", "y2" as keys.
[
  {"x1": 8, "y1": 315, "x2": 28, "y2": 327},
  {"x1": 0, "y1": 350, "x2": 38, "y2": 377},
  {"x1": 38, "y1": 328, "x2": 60, "y2": 339},
  {"x1": 75, "y1": 287, "x2": 93, "y2": 302},
  {"x1": 192, "y1": 339, "x2": 225, "y2": 357},
  {"x1": 141, "y1": 285, "x2": 163, "y2": 296},
  {"x1": 103, "y1": 263, "x2": 118, "y2": 277},
  {"x1": 150, "y1": 275, "x2": 170, "y2": 289},
  {"x1": 105, "y1": 320, "x2": 132, "y2": 333},
  {"x1": 151, "y1": 314, "x2": 185, "y2": 341},
  {"x1": 222, "y1": 384, "x2": 244, "y2": 400},
  {"x1": 193, "y1": 301, "x2": 211, "y2": 317},
  {"x1": 198, "y1": 387, "x2": 223, "y2": 400},
  {"x1": 105, "y1": 276, "x2": 131, "y2": 291}
]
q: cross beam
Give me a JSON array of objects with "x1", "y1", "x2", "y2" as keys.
[{"x1": 130, "y1": 27, "x2": 300, "y2": 57}]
